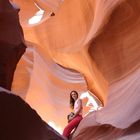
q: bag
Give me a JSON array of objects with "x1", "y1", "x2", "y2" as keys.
[{"x1": 67, "y1": 112, "x2": 75, "y2": 122}]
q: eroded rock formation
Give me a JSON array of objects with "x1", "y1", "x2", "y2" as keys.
[
  {"x1": 0, "y1": 87, "x2": 65, "y2": 140},
  {"x1": 1, "y1": 0, "x2": 140, "y2": 139},
  {"x1": 0, "y1": 0, "x2": 26, "y2": 90}
]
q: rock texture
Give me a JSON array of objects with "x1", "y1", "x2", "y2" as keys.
[
  {"x1": 72, "y1": 68, "x2": 140, "y2": 139},
  {"x1": 0, "y1": 87, "x2": 65, "y2": 140},
  {"x1": 1, "y1": 0, "x2": 140, "y2": 139},
  {"x1": 73, "y1": 119, "x2": 140, "y2": 140},
  {"x1": 0, "y1": 0, "x2": 26, "y2": 90}
]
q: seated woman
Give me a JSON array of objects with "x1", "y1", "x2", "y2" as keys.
[{"x1": 63, "y1": 90, "x2": 83, "y2": 139}]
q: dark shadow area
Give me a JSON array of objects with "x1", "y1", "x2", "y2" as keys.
[
  {"x1": 0, "y1": 90, "x2": 65, "y2": 140},
  {"x1": 0, "y1": 0, "x2": 26, "y2": 90},
  {"x1": 0, "y1": 41, "x2": 26, "y2": 90}
]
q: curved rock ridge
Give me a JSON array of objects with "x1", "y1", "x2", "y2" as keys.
[
  {"x1": 73, "y1": 119, "x2": 140, "y2": 140},
  {"x1": 73, "y1": 67, "x2": 140, "y2": 139},
  {"x1": 12, "y1": 0, "x2": 140, "y2": 105}
]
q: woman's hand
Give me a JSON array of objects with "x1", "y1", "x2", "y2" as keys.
[{"x1": 68, "y1": 114, "x2": 75, "y2": 122}]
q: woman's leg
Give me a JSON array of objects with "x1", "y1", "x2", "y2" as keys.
[{"x1": 62, "y1": 115, "x2": 82, "y2": 138}]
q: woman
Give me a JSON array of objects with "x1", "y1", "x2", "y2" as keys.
[{"x1": 62, "y1": 90, "x2": 83, "y2": 139}]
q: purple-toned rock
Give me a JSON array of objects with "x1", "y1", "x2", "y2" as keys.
[
  {"x1": 0, "y1": 0, "x2": 26, "y2": 90},
  {"x1": 0, "y1": 88, "x2": 65, "y2": 140}
]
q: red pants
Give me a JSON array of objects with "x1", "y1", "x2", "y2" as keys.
[{"x1": 63, "y1": 115, "x2": 83, "y2": 138}]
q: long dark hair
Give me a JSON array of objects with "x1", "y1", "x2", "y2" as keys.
[{"x1": 70, "y1": 90, "x2": 78, "y2": 109}]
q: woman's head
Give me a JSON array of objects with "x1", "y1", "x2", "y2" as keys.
[{"x1": 70, "y1": 90, "x2": 78, "y2": 109}]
